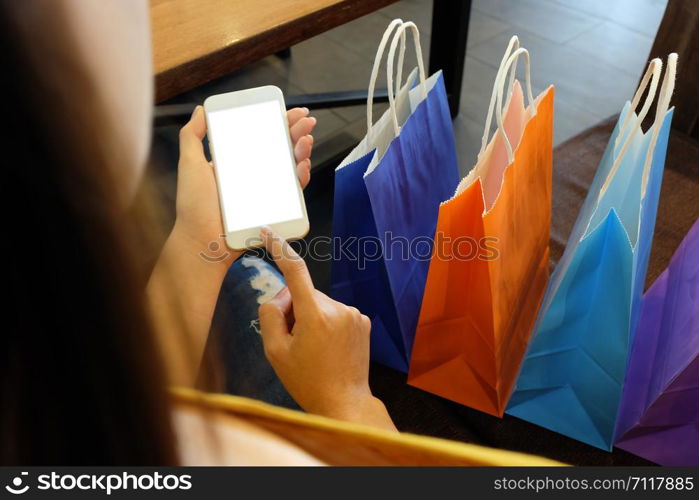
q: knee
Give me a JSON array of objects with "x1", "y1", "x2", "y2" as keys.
[{"x1": 236, "y1": 255, "x2": 286, "y2": 305}]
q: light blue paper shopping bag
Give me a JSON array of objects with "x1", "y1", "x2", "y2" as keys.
[{"x1": 506, "y1": 55, "x2": 677, "y2": 450}]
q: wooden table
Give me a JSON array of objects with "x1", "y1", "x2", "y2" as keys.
[{"x1": 151, "y1": 0, "x2": 399, "y2": 103}]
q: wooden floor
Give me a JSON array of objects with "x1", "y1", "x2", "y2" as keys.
[{"x1": 162, "y1": 0, "x2": 667, "y2": 177}]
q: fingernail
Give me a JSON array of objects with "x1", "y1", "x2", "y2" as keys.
[
  {"x1": 274, "y1": 286, "x2": 289, "y2": 298},
  {"x1": 191, "y1": 105, "x2": 200, "y2": 119},
  {"x1": 302, "y1": 107, "x2": 309, "y2": 115},
  {"x1": 309, "y1": 116, "x2": 317, "y2": 125},
  {"x1": 307, "y1": 134, "x2": 314, "y2": 144}
]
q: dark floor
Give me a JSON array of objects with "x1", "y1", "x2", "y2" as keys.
[
  {"x1": 151, "y1": 0, "x2": 668, "y2": 465},
  {"x1": 161, "y1": 0, "x2": 666, "y2": 171}
]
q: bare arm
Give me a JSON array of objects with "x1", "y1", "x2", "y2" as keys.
[{"x1": 146, "y1": 225, "x2": 229, "y2": 386}]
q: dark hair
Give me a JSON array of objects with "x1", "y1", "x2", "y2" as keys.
[{"x1": 0, "y1": 4, "x2": 177, "y2": 464}]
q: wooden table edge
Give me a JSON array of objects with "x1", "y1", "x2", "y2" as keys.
[{"x1": 154, "y1": 0, "x2": 399, "y2": 103}]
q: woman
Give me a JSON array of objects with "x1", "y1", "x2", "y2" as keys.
[{"x1": 1, "y1": 0, "x2": 394, "y2": 465}]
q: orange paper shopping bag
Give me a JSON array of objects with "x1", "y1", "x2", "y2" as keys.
[{"x1": 408, "y1": 38, "x2": 554, "y2": 417}]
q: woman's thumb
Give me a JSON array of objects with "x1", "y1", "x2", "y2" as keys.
[{"x1": 178, "y1": 105, "x2": 207, "y2": 163}]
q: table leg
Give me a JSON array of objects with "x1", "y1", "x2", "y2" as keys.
[{"x1": 429, "y1": 0, "x2": 471, "y2": 118}]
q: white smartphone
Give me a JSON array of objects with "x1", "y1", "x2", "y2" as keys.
[{"x1": 204, "y1": 85, "x2": 309, "y2": 250}]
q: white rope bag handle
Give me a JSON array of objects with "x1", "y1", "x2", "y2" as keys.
[
  {"x1": 599, "y1": 58, "x2": 663, "y2": 198},
  {"x1": 641, "y1": 53, "x2": 677, "y2": 196},
  {"x1": 478, "y1": 35, "x2": 521, "y2": 158},
  {"x1": 367, "y1": 19, "x2": 408, "y2": 133},
  {"x1": 386, "y1": 21, "x2": 427, "y2": 136},
  {"x1": 614, "y1": 59, "x2": 663, "y2": 151},
  {"x1": 494, "y1": 47, "x2": 536, "y2": 164}
]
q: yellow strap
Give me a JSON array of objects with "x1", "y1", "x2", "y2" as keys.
[{"x1": 171, "y1": 387, "x2": 566, "y2": 466}]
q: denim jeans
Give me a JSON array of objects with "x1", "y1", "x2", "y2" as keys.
[{"x1": 208, "y1": 254, "x2": 298, "y2": 409}]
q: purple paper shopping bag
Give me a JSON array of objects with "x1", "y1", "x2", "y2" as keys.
[
  {"x1": 616, "y1": 217, "x2": 699, "y2": 465},
  {"x1": 363, "y1": 22, "x2": 460, "y2": 369}
]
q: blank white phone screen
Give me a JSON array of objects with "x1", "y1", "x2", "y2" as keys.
[{"x1": 207, "y1": 100, "x2": 303, "y2": 232}]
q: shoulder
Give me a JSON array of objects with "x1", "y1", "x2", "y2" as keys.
[{"x1": 172, "y1": 404, "x2": 324, "y2": 466}]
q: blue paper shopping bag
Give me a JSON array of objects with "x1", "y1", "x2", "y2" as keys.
[
  {"x1": 506, "y1": 55, "x2": 677, "y2": 450},
  {"x1": 332, "y1": 21, "x2": 459, "y2": 371},
  {"x1": 332, "y1": 153, "x2": 406, "y2": 370},
  {"x1": 363, "y1": 22, "x2": 460, "y2": 370},
  {"x1": 331, "y1": 20, "x2": 421, "y2": 372}
]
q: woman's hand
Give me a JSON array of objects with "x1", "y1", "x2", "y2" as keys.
[
  {"x1": 173, "y1": 105, "x2": 316, "y2": 263},
  {"x1": 147, "y1": 106, "x2": 316, "y2": 387},
  {"x1": 258, "y1": 227, "x2": 397, "y2": 432}
]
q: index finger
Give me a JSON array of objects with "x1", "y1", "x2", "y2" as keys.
[{"x1": 261, "y1": 227, "x2": 315, "y2": 309}]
